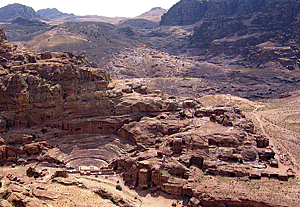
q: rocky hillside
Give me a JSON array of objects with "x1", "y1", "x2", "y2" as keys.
[
  {"x1": 12, "y1": 21, "x2": 138, "y2": 64},
  {"x1": 11, "y1": 17, "x2": 48, "y2": 27},
  {"x1": 160, "y1": 0, "x2": 273, "y2": 26},
  {"x1": 136, "y1": 7, "x2": 167, "y2": 22},
  {"x1": 1, "y1": 26, "x2": 300, "y2": 207},
  {"x1": 0, "y1": 3, "x2": 42, "y2": 22},
  {"x1": 160, "y1": 0, "x2": 300, "y2": 56},
  {"x1": 3, "y1": 1, "x2": 300, "y2": 101},
  {"x1": 0, "y1": 26, "x2": 299, "y2": 207},
  {"x1": 119, "y1": 19, "x2": 158, "y2": 29}
]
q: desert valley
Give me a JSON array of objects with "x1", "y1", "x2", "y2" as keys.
[{"x1": 0, "y1": 0, "x2": 300, "y2": 206}]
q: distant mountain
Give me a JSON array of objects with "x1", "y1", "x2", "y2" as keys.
[
  {"x1": 37, "y1": 8, "x2": 125, "y2": 24},
  {"x1": 136, "y1": 7, "x2": 167, "y2": 22},
  {"x1": 37, "y1": 8, "x2": 75, "y2": 20},
  {"x1": 0, "y1": 3, "x2": 42, "y2": 22}
]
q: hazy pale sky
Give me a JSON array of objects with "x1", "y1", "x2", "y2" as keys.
[{"x1": 0, "y1": 0, "x2": 180, "y2": 17}]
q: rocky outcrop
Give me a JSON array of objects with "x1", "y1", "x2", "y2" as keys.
[
  {"x1": 94, "y1": 187, "x2": 132, "y2": 207},
  {"x1": 0, "y1": 28, "x2": 111, "y2": 131},
  {"x1": 160, "y1": 0, "x2": 268, "y2": 26},
  {"x1": 160, "y1": 0, "x2": 208, "y2": 26},
  {"x1": 191, "y1": 0, "x2": 300, "y2": 46},
  {"x1": 107, "y1": 103, "x2": 285, "y2": 197},
  {"x1": 0, "y1": 27, "x2": 296, "y2": 207},
  {"x1": 159, "y1": 0, "x2": 300, "y2": 73},
  {"x1": 0, "y1": 28, "x2": 7, "y2": 41}
]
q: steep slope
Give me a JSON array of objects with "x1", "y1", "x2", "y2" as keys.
[
  {"x1": 136, "y1": 7, "x2": 167, "y2": 22},
  {"x1": 160, "y1": 0, "x2": 300, "y2": 58},
  {"x1": 160, "y1": 0, "x2": 268, "y2": 26},
  {"x1": 0, "y1": 3, "x2": 42, "y2": 22}
]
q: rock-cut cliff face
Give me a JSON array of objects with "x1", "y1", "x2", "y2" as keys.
[
  {"x1": 160, "y1": 0, "x2": 300, "y2": 71},
  {"x1": 160, "y1": 0, "x2": 268, "y2": 26},
  {"x1": 0, "y1": 28, "x2": 110, "y2": 131}
]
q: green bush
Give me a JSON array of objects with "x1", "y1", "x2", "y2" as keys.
[
  {"x1": 116, "y1": 185, "x2": 122, "y2": 191},
  {"x1": 110, "y1": 197, "x2": 116, "y2": 204}
]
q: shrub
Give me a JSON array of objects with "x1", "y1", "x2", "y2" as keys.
[
  {"x1": 110, "y1": 197, "x2": 116, "y2": 204},
  {"x1": 116, "y1": 185, "x2": 122, "y2": 191},
  {"x1": 41, "y1": 128, "x2": 47, "y2": 134}
]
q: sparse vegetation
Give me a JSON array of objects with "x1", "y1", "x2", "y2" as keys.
[
  {"x1": 41, "y1": 128, "x2": 47, "y2": 134},
  {"x1": 116, "y1": 185, "x2": 122, "y2": 191},
  {"x1": 110, "y1": 197, "x2": 116, "y2": 204}
]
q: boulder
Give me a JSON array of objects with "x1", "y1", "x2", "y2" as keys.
[
  {"x1": 188, "y1": 197, "x2": 201, "y2": 207},
  {"x1": 51, "y1": 170, "x2": 68, "y2": 179},
  {"x1": 26, "y1": 167, "x2": 34, "y2": 177},
  {"x1": 23, "y1": 143, "x2": 40, "y2": 155},
  {"x1": 269, "y1": 158, "x2": 279, "y2": 168},
  {"x1": 40, "y1": 51, "x2": 52, "y2": 60},
  {"x1": 32, "y1": 189, "x2": 60, "y2": 200}
]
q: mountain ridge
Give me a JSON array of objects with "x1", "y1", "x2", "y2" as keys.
[
  {"x1": 0, "y1": 3, "x2": 166, "y2": 25},
  {"x1": 0, "y1": 3, "x2": 43, "y2": 22}
]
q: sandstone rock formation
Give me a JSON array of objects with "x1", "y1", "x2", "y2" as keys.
[
  {"x1": 0, "y1": 27, "x2": 298, "y2": 207},
  {"x1": 160, "y1": 0, "x2": 300, "y2": 72}
]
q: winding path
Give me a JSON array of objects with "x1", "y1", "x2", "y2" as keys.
[{"x1": 251, "y1": 105, "x2": 299, "y2": 172}]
